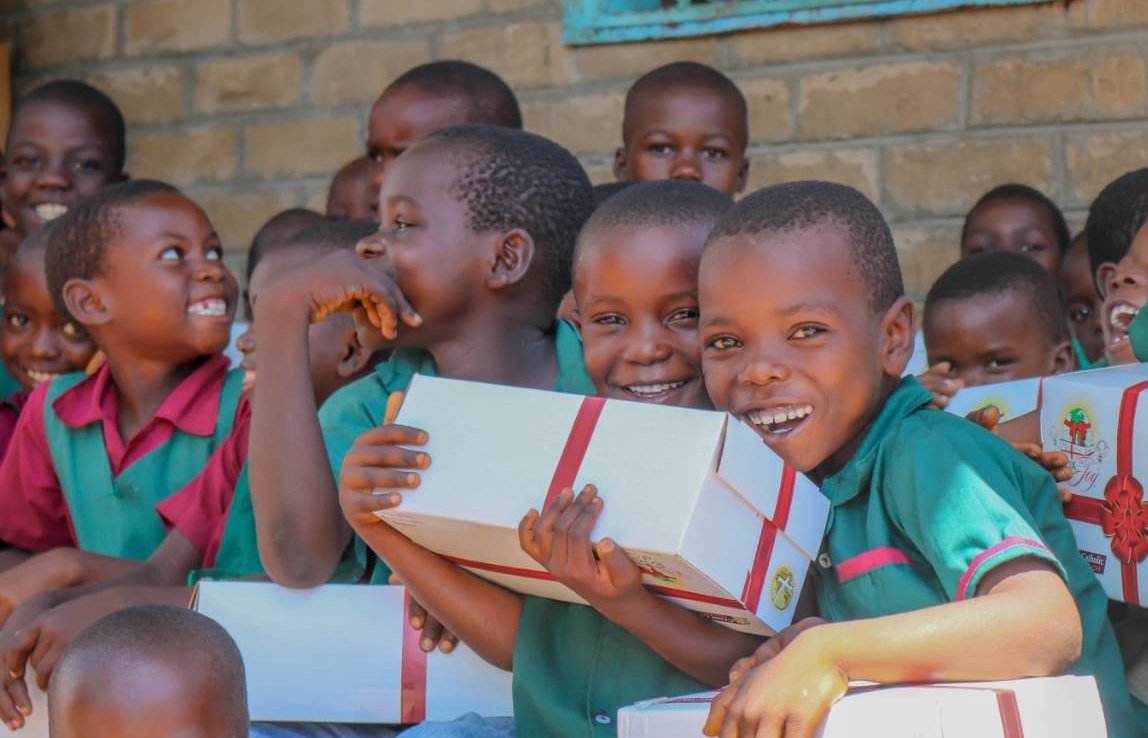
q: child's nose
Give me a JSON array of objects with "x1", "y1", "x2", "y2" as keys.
[
  {"x1": 622, "y1": 335, "x2": 673, "y2": 365},
  {"x1": 670, "y1": 150, "x2": 702, "y2": 182},
  {"x1": 739, "y1": 349, "x2": 789, "y2": 386},
  {"x1": 30, "y1": 327, "x2": 61, "y2": 358},
  {"x1": 33, "y1": 159, "x2": 71, "y2": 189},
  {"x1": 356, "y1": 232, "x2": 387, "y2": 260},
  {"x1": 1110, "y1": 265, "x2": 1146, "y2": 293}
]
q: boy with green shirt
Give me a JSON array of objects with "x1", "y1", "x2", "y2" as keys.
[{"x1": 697, "y1": 181, "x2": 1147, "y2": 738}]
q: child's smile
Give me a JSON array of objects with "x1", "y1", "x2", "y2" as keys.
[{"x1": 1099, "y1": 223, "x2": 1148, "y2": 361}]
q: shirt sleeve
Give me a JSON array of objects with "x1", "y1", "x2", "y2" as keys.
[
  {"x1": 157, "y1": 398, "x2": 251, "y2": 557},
  {"x1": 885, "y1": 419, "x2": 1065, "y2": 602},
  {"x1": 318, "y1": 377, "x2": 386, "y2": 486},
  {"x1": 0, "y1": 385, "x2": 72, "y2": 551}
]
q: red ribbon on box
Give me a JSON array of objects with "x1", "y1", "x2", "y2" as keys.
[
  {"x1": 401, "y1": 590, "x2": 428, "y2": 723},
  {"x1": 1063, "y1": 380, "x2": 1148, "y2": 605},
  {"x1": 443, "y1": 396, "x2": 799, "y2": 614}
]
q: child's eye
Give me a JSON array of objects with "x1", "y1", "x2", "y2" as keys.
[
  {"x1": 12, "y1": 155, "x2": 39, "y2": 171},
  {"x1": 1019, "y1": 242, "x2": 1045, "y2": 253},
  {"x1": 366, "y1": 149, "x2": 383, "y2": 165},
  {"x1": 592, "y1": 314, "x2": 626, "y2": 327},
  {"x1": 206, "y1": 247, "x2": 223, "y2": 262},
  {"x1": 72, "y1": 159, "x2": 103, "y2": 175},
  {"x1": 700, "y1": 147, "x2": 728, "y2": 161},
  {"x1": 666, "y1": 307, "x2": 699, "y2": 324},
  {"x1": 645, "y1": 143, "x2": 673, "y2": 156},
  {"x1": 4, "y1": 312, "x2": 29, "y2": 329},
  {"x1": 790, "y1": 325, "x2": 825, "y2": 340},
  {"x1": 1069, "y1": 305, "x2": 1092, "y2": 322},
  {"x1": 392, "y1": 216, "x2": 415, "y2": 233},
  {"x1": 985, "y1": 358, "x2": 1013, "y2": 371},
  {"x1": 160, "y1": 246, "x2": 183, "y2": 261},
  {"x1": 61, "y1": 322, "x2": 84, "y2": 339},
  {"x1": 706, "y1": 335, "x2": 741, "y2": 351}
]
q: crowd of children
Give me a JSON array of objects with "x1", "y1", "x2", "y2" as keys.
[{"x1": 0, "y1": 54, "x2": 1144, "y2": 738}]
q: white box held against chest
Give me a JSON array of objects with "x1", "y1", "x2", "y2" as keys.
[
  {"x1": 192, "y1": 582, "x2": 513, "y2": 723},
  {"x1": 379, "y1": 375, "x2": 830, "y2": 636},
  {"x1": 1041, "y1": 364, "x2": 1148, "y2": 605},
  {"x1": 619, "y1": 677, "x2": 1105, "y2": 738},
  {"x1": 944, "y1": 377, "x2": 1042, "y2": 420}
]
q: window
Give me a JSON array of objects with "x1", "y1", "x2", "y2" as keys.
[{"x1": 562, "y1": 0, "x2": 1050, "y2": 45}]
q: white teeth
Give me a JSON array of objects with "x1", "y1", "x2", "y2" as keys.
[
  {"x1": 748, "y1": 405, "x2": 814, "y2": 431},
  {"x1": 1110, "y1": 303, "x2": 1139, "y2": 332},
  {"x1": 25, "y1": 370, "x2": 58, "y2": 385},
  {"x1": 188, "y1": 298, "x2": 227, "y2": 317},
  {"x1": 625, "y1": 381, "x2": 685, "y2": 398},
  {"x1": 34, "y1": 203, "x2": 68, "y2": 222}
]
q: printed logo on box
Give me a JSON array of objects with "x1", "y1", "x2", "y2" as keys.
[
  {"x1": 1080, "y1": 549, "x2": 1108, "y2": 575},
  {"x1": 769, "y1": 565, "x2": 796, "y2": 611},
  {"x1": 1050, "y1": 402, "x2": 1108, "y2": 494},
  {"x1": 701, "y1": 612, "x2": 752, "y2": 626},
  {"x1": 629, "y1": 553, "x2": 682, "y2": 585}
]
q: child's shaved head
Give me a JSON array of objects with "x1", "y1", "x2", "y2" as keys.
[
  {"x1": 385, "y1": 60, "x2": 522, "y2": 130},
  {"x1": 10, "y1": 79, "x2": 127, "y2": 172},
  {"x1": 707, "y1": 180, "x2": 904, "y2": 312},
  {"x1": 622, "y1": 62, "x2": 746, "y2": 145},
  {"x1": 1085, "y1": 167, "x2": 1148, "y2": 281},
  {"x1": 49, "y1": 605, "x2": 248, "y2": 738}
]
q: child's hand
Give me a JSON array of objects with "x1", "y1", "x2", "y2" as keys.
[
  {"x1": 256, "y1": 249, "x2": 422, "y2": 341},
  {"x1": 338, "y1": 393, "x2": 430, "y2": 530},
  {"x1": 704, "y1": 628, "x2": 847, "y2": 738},
  {"x1": 966, "y1": 406, "x2": 1073, "y2": 503},
  {"x1": 917, "y1": 363, "x2": 962, "y2": 409},
  {"x1": 518, "y1": 485, "x2": 646, "y2": 618},
  {"x1": 728, "y1": 617, "x2": 829, "y2": 686},
  {"x1": 0, "y1": 595, "x2": 53, "y2": 729},
  {"x1": 387, "y1": 574, "x2": 459, "y2": 654}
]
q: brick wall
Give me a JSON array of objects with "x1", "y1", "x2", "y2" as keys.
[{"x1": 3, "y1": 0, "x2": 1147, "y2": 298}]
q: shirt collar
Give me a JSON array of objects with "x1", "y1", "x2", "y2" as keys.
[
  {"x1": 52, "y1": 354, "x2": 232, "y2": 437},
  {"x1": 819, "y1": 376, "x2": 933, "y2": 506}
]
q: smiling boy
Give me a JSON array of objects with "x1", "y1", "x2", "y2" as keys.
[
  {"x1": 697, "y1": 181, "x2": 1146, "y2": 738},
  {"x1": 614, "y1": 62, "x2": 749, "y2": 197},
  {"x1": 1, "y1": 81, "x2": 126, "y2": 241}
]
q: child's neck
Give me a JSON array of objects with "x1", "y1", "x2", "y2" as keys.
[
  {"x1": 426, "y1": 315, "x2": 558, "y2": 391},
  {"x1": 810, "y1": 373, "x2": 903, "y2": 484},
  {"x1": 105, "y1": 353, "x2": 204, "y2": 442}
]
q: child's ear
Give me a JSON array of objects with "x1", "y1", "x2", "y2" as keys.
[
  {"x1": 734, "y1": 157, "x2": 750, "y2": 195},
  {"x1": 487, "y1": 229, "x2": 535, "y2": 290},
  {"x1": 613, "y1": 147, "x2": 628, "y2": 181},
  {"x1": 1050, "y1": 338, "x2": 1076, "y2": 375},
  {"x1": 879, "y1": 296, "x2": 916, "y2": 377},
  {"x1": 62, "y1": 279, "x2": 110, "y2": 327},
  {"x1": 1095, "y1": 262, "x2": 1117, "y2": 299},
  {"x1": 336, "y1": 328, "x2": 376, "y2": 380}
]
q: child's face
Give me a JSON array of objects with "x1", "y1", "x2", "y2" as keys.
[
  {"x1": 240, "y1": 249, "x2": 371, "y2": 405},
  {"x1": 575, "y1": 225, "x2": 710, "y2": 410},
  {"x1": 367, "y1": 87, "x2": 470, "y2": 192},
  {"x1": 700, "y1": 224, "x2": 912, "y2": 476},
  {"x1": 51, "y1": 662, "x2": 238, "y2": 738},
  {"x1": 326, "y1": 158, "x2": 376, "y2": 222},
  {"x1": 615, "y1": 87, "x2": 748, "y2": 197},
  {"x1": 355, "y1": 144, "x2": 490, "y2": 351},
  {"x1": 2, "y1": 100, "x2": 122, "y2": 237},
  {"x1": 961, "y1": 197, "x2": 1062, "y2": 275},
  {"x1": 1060, "y1": 238, "x2": 1105, "y2": 364},
  {"x1": 1098, "y1": 223, "x2": 1148, "y2": 362},
  {"x1": 87, "y1": 192, "x2": 238, "y2": 362},
  {"x1": 924, "y1": 292, "x2": 1071, "y2": 387},
  {"x1": 1, "y1": 250, "x2": 96, "y2": 391}
]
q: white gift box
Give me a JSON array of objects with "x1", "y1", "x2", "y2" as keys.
[
  {"x1": 945, "y1": 377, "x2": 1042, "y2": 420},
  {"x1": 379, "y1": 375, "x2": 830, "y2": 636},
  {"x1": 192, "y1": 582, "x2": 513, "y2": 723},
  {"x1": 619, "y1": 677, "x2": 1105, "y2": 738},
  {"x1": 1041, "y1": 364, "x2": 1148, "y2": 604}
]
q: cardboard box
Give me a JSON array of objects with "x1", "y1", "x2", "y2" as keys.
[
  {"x1": 619, "y1": 677, "x2": 1105, "y2": 738},
  {"x1": 379, "y1": 375, "x2": 830, "y2": 636},
  {"x1": 945, "y1": 377, "x2": 1042, "y2": 420},
  {"x1": 1042, "y1": 364, "x2": 1148, "y2": 604},
  {"x1": 192, "y1": 582, "x2": 513, "y2": 723}
]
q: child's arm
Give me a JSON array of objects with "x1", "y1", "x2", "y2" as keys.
[
  {"x1": 249, "y1": 249, "x2": 420, "y2": 587},
  {"x1": 339, "y1": 400, "x2": 522, "y2": 669},
  {"x1": 0, "y1": 548, "x2": 138, "y2": 626},
  {"x1": 519, "y1": 485, "x2": 764, "y2": 686},
  {"x1": 0, "y1": 549, "x2": 29, "y2": 576},
  {"x1": 704, "y1": 556, "x2": 1079, "y2": 737}
]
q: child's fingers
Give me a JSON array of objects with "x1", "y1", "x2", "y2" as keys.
[
  {"x1": 703, "y1": 686, "x2": 735, "y2": 737},
  {"x1": 596, "y1": 538, "x2": 639, "y2": 589},
  {"x1": 518, "y1": 509, "x2": 542, "y2": 561},
  {"x1": 420, "y1": 616, "x2": 444, "y2": 653},
  {"x1": 6, "y1": 627, "x2": 36, "y2": 679},
  {"x1": 354, "y1": 424, "x2": 429, "y2": 449},
  {"x1": 966, "y1": 405, "x2": 1001, "y2": 432},
  {"x1": 532, "y1": 489, "x2": 573, "y2": 558},
  {"x1": 0, "y1": 682, "x2": 24, "y2": 730},
  {"x1": 438, "y1": 629, "x2": 459, "y2": 654},
  {"x1": 408, "y1": 598, "x2": 427, "y2": 630},
  {"x1": 383, "y1": 392, "x2": 405, "y2": 425},
  {"x1": 551, "y1": 487, "x2": 597, "y2": 570},
  {"x1": 345, "y1": 443, "x2": 430, "y2": 473},
  {"x1": 1059, "y1": 486, "x2": 1074, "y2": 506},
  {"x1": 339, "y1": 466, "x2": 420, "y2": 497}
]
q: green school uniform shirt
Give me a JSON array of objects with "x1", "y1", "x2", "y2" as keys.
[
  {"x1": 814, "y1": 376, "x2": 1148, "y2": 738},
  {"x1": 1131, "y1": 307, "x2": 1148, "y2": 363},
  {"x1": 0, "y1": 363, "x2": 21, "y2": 401},
  {"x1": 318, "y1": 320, "x2": 597, "y2": 583}
]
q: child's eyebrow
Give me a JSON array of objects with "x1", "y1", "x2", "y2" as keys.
[{"x1": 778, "y1": 300, "x2": 840, "y2": 317}]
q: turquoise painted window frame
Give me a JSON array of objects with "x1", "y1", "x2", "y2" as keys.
[{"x1": 562, "y1": 0, "x2": 1051, "y2": 45}]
